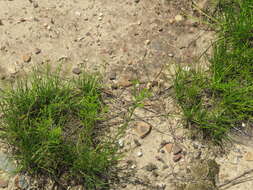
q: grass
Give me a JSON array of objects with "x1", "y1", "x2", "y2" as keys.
[
  {"x1": 173, "y1": 0, "x2": 253, "y2": 142},
  {"x1": 0, "y1": 67, "x2": 119, "y2": 189}
]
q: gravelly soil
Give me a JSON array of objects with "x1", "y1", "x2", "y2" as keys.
[{"x1": 0, "y1": 0, "x2": 253, "y2": 190}]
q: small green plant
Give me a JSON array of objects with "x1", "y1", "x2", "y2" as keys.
[
  {"x1": 173, "y1": 0, "x2": 253, "y2": 142},
  {"x1": 0, "y1": 67, "x2": 118, "y2": 189}
]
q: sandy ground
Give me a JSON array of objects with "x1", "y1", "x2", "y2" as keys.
[{"x1": 0, "y1": 0, "x2": 253, "y2": 190}]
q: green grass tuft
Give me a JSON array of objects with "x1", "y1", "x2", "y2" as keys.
[
  {"x1": 0, "y1": 67, "x2": 118, "y2": 189},
  {"x1": 173, "y1": 0, "x2": 253, "y2": 142}
]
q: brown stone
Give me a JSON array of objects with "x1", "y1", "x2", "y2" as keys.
[
  {"x1": 0, "y1": 179, "x2": 8, "y2": 188},
  {"x1": 22, "y1": 54, "x2": 31, "y2": 63},
  {"x1": 135, "y1": 122, "x2": 152, "y2": 139},
  {"x1": 245, "y1": 152, "x2": 253, "y2": 161},
  {"x1": 173, "y1": 144, "x2": 182, "y2": 155},
  {"x1": 72, "y1": 67, "x2": 82, "y2": 75},
  {"x1": 164, "y1": 143, "x2": 173, "y2": 153},
  {"x1": 173, "y1": 154, "x2": 182, "y2": 162}
]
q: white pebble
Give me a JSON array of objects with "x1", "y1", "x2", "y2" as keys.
[{"x1": 137, "y1": 151, "x2": 143, "y2": 157}]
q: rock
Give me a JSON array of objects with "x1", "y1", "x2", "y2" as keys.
[
  {"x1": 173, "y1": 154, "x2": 182, "y2": 162},
  {"x1": 175, "y1": 15, "x2": 184, "y2": 22},
  {"x1": 137, "y1": 151, "x2": 143, "y2": 157},
  {"x1": 164, "y1": 143, "x2": 173, "y2": 153},
  {"x1": 0, "y1": 179, "x2": 8, "y2": 188},
  {"x1": 118, "y1": 139, "x2": 124, "y2": 148},
  {"x1": 173, "y1": 144, "x2": 182, "y2": 155},
  {"x1": 168, "y1": 53, "x2": 174, "y2": 57},
  {"x1": 145, "y1": 40, "x2": 151, "y2": 46},
  {"x1": 145, "y1": 163, "x2": 157, "y2": 172},
  {"x1": 72, "y1": 68, "x2": 82, "y2": 75},
  {"x1": 135, "y1": 122, "x2": 152, "y2": 139},
  {"x1": 134, "y1": 0, "x2": 140, "y2": 3},
  {"x1": 34, "y1": 48, "x2": 41, "y2": 54},
  {"x1": 245, "y1": 152, "x2": 253, "y2": 161},
  {"x1": 22, "y1": 54, "x2": 32, "y2": 63}
]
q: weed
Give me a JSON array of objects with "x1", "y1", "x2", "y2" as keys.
[
  {"x1": 0, "y1": 67, "x2": 118, "y2": 189},
  {"x1": 173, "y1": 0, "x2": 253, "y2": 142}
]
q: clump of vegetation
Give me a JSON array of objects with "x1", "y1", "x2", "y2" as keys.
[
  {"x1": 0, "y1": 67, "x2": 118, "y2": 189},
  {"x1": 173, "y1": 0, "x2": 253, "y2": 142}
]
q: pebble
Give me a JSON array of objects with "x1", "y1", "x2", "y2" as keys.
[
  {"x1": 0, "y1": 19, "x2": 3, "y2": 25},
  {"x1": 164, "y1": 143, "x2": 173, "y2": 153},
  {"x1": 0, "y1": 179, "x2": 8, "y2": 188},
  {"x1": 173, "y1": 154, "x2": 182, "y2": 162},
  {"x1": 134, "y1": 0, "x2": 140, "y2": 3},
  {"x1": 118, "y1": 139, "x2": 124, "y2": 148},
  {"x1": 175, "y1": 15, "x2": 184, "y2": 22},
  {"x1": 244, "y1": 152, "x2": 253, "y2": 161},
  {"x1": 168, "y1": 53, "x2": 174, "y2": 57},
  {"x1": 145, "y1": 40, "x2": 151, "y2": 45},
  {"x1": 173, "y1": 144, "x2": 182, "y2": 155},
  {"x1": 22, "y1": 54, "x2": 32, "y2": 63},
  {"x1": 137, "y1": 151, "x2": 143, "y2": 157},
  {"x1": 135, "y1": 122, "x2": 152, "y2": 139},
  {"x1": 72, "y1": 67, "x2": 82, "y2": 75}
]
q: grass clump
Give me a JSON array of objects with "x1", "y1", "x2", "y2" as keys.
[
  {"x1": 173, "y1": 0, "x2": 253, "y2": 142},
  {"x1": 0, "y1": 68, "x2": 118, "y2": 189}
]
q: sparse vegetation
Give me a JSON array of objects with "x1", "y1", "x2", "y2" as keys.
[
  {"x1": 173, "y1": 0, "x2": 253, "y2": 142},
  {"x1": 0, "y1": 67, "x2": 119, "y2": 189}
]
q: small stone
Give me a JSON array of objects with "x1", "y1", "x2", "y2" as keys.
[
  {"x1": 245, "y1": 152, "x2": 253, "y2": 161},
  {"x1": 133, "y1": 139, "x2": 141, "y2": 146},
  {"x1": 130, "y1": 164, "x2": 136, "y2": 169},
  {"x1": 168, "y1": 53, "x2": 174, "y2": 57},
  {"x1": 137, "y1": 151, "x2": 143, "y2": 157},
  {"x1": 145, "y1": 40, "x2": 151, "y2": 45},
  {"x1": 135, "y1": 122, "x2": 152, "y2": 139},
  {"x1": 34, "y1": 48, "x2": 41, "y2": 54},
  {"x1": 0, "y1": 19, "x2": 3, "y2": 25},
  {"x1": 72, "y1": 68, "x2": 81, "y2": 75},
  {"x1": 75, "y1": 11, "x2": 81, "y2": 16},
  {"x1": 0, "y1": 179, "x2": 8, "y2": 188},
  {"x1": 134, "y1": 0, "x2": 140, "y2": 3},
  {"x1": 164, "y1": 143, "x2": 173, "y2": 153},
  {"x1": 22, "y1": 54, "x2": 31, "y2": 63},
  {"x1": 173, "y1": 144, "x2": 182, "y2": 155},
  {"x1": 173, "y1": 154, "x2": 182, "y2": 162},
  {"x1": 145, "y1": 163, "x2": 157, "y2": 172},
  {"x1": 175, "y1": 15, "x2": 184, "y2": 22},
  {"x1": 118, "y1": 139, "x2": 124, "y2": 148}
]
